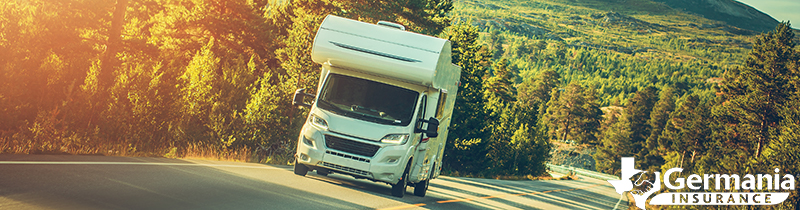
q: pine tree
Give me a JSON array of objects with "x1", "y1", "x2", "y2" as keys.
[
  {"x1": 627, "y1": 86, "x2": 659, "y2": 166},
  {"x1": 543, "y1": 83, "x2": 601, "y2": 145},
  {"x1": 484, "y1": 58, "x2": 516, "y2": 114},
  {"x1": 443, "y1": 22, "x2": 491, "y2": 174},
  {"x1": 716, "y1": 22, "x2": 798, "y2": 158},
  {"x1": 767, "y1": 99, "x2": 800, "y2": 208},
  {"x1": 517, "y1": 70, "x2": 560, "y2": 108},
  {"x1": 577, "y1": 86, "x2": 603, "y2": 145},
  {"x1": 713, "y1": 22, "x2": 800, "y2": 208},
  {"x1": 595, "y1": 87, "x2": 658, "y2": 172},
  {"x1": 640, "y1": 87, "x2": 676, "y2": 171},
  {"x1": 490, "y1": 29, "x2": 504, "y2": 59},
  {"x1": 595, "y1": 115, "x2": 632, "y2": 175},
  {"x1": 656, "y1": 94, "x2": 712, "y2": 172}
]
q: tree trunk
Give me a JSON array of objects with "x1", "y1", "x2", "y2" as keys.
[
  {"x1": 756, "y1": 121, "x2": 764, "y2": 158},
  {"x1": 562, "y1": 117, "x2": 571, "y2": 142},
  {"x1": 99, "y1": 0, "x2": 128, "y2": 90}
]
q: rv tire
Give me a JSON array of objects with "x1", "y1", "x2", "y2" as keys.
[
  {"x1": 293, "y1": 160, "x2": 308, "y2": 176},
  {"x1": 391, "y1": 162, "x2": 411, "y2": 197}
]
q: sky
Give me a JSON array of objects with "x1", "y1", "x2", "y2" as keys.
[{"x1": 736, "y1": 0, "x2": 800, "y2": 29}]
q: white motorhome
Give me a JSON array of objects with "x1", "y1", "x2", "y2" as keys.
[{"x1": 292, "y1": 15, "x2": 461, "y2": 198}]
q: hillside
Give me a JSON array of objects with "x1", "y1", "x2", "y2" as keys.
[
  {"x1": 452, "y1": 0, "x2": 799, "y2": 170},
  {"x1": 451, "y1": 0, "x2": 800, "y2": 106},
  {"x1": 651, "y1": 0, "x2": 779, "y2": 33}
]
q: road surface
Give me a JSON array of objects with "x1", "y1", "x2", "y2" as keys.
[{"x1": 0, "y1": 155, "x2": 627, "y2": 209}]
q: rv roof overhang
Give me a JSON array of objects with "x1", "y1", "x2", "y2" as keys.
[
  {"x1": 311, "y1": 15, "x2": 453, "y2": 88},
  {"x1": 322, "y1": 63, "x2": 435, "y2": 94}
]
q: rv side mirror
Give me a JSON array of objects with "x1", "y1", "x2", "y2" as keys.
[
  {"x1": 292, "y1": 88, "x2": 315, "y2": 109},
  {"x1": 425, "y1": 117, "x2": 439, "y2": 138}
]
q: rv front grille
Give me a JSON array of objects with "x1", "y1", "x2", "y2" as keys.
[
  {"x1": 322, "y1": 162, "x2": 371, "y2": 177},
  {"x1": 324, "y1": 135, "x2": 380, "y2": 157},
  {"x1": 326, "y1": 150, "x2": 371, "y2": 163}
]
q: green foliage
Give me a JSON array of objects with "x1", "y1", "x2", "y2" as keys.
[
  {"x1": 0, "y1": 0, "x2": 464, "y2": 160},
  {"x1": 656, "y1": 94, "x2": 713, "y2": 172},
  {"x1": 444, "y1": 23, "x2": 553, "y2": 177},
  {"x1": 715, "y1": 22, "x2": 798, "y2": 158},
  {"x1": 244, "y1": 70, "x2": 291, "y2": 148},
  {"x1": 444, "y1": 22, "x2": 492, "y2": 174},
  {"x1": 767, "y1": 99, "x2": 800, "y2": 207},
  {"x1": 485, "y1": 102, "x2": 549, "y2": 176},
  {"x1": 645, "y1": 87, "x2": 676, "y2": 151},
  {"x1": 517, "y1": 69, "x2": 560, "y2": 108},
  {"x1": 595, "y1": 86, "x2": 658, "y2": 173},
  {"x1": 594, "y1": 112, "x2": 631, "y2": 175},
  {"x1": 697, "y1": 22, "x2": 799, "y2": 208},
  {"x1": 454, "y1": 0, "x2": 743, "y2": 107},
  {"x1": 543, "y1": 83, "x2": 602, "y2": 145},
  {"x1": 484, "y1": 58, "x2": 516, "y2": 114},
  {"x1": 4, "y1": 0, "x2": 797, "y2": 188}
]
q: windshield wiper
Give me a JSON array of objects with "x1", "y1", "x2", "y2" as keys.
[
  {"x1": 350, "y1": 105, "x2": 403, "y2": 124},
  {"x1": 317, "y1": 99, "x2": 346, "y2": 115},
  {"x1": 318, "y1": 100, "x2": 401, "y2": 125}
]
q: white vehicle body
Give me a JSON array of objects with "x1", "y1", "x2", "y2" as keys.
[{"x1": 292, "y1": 15, "x2": 460, "y2": 197}]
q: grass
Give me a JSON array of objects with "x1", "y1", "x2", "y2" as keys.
[
  {"x1": 180, "y1": 143, "x2": 253, "y2": 162},
  {"x1": 0, "y1": 135, "x2": 294, "y2": 165}
]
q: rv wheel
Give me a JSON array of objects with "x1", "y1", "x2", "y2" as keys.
[
  {"x1": 293, "y1": 160, "x2": 308, "y2": 176},
  {"x1": 316, "y1": 168, "x2": 330, "y2": 176},
  {"x1": 391, "y1": 163, "x2": 410, "y2": 197},
  {"x1": 413, "y1": 179, "x2": 429, "y2": 197},
  {"x1": 414, "y1": 165, "x2": 433, "y2": 197}
]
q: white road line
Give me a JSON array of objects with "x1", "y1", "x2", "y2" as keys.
[
  {"x1": 0, "y1": 161, "x2": 282, "y2": 169},
  {"x1": 613, "y1": 193, "x2": 625, "y2": 210}
]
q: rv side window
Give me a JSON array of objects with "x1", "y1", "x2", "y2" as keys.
[{"x1": 435, "y1": 90, "x2": 447, "y2": 119}]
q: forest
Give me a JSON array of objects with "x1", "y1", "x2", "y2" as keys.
[
  {"x1": 1, "y1": 0, "x2": 800, "y2": 208},
  {"x1": 0, "y1": 0, "x2": 550, "y2": 175}
]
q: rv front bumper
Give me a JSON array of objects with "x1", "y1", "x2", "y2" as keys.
[{"x1": 295, "y1": 125, "x2": 410, "y2": 185}]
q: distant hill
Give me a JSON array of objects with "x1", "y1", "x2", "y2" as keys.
[
  {"x1": 453, "y1": 0, "x2": 779, "y2": 105},
  {"x1": 453, "y1": 0, "x2": 798, "y2": 169},
  {"x1": 650, "y1": 0, "x2": 779, "y2": 33}
]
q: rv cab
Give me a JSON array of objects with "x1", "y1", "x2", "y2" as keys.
[{"x1": 292, "y1": 15, "x2": 460, "y2": 198}]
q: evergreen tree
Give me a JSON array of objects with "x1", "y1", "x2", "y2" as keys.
[
  {"x1": 490, "y1": 29, "x2": 504, "y2": 59},
  {"x1": 627, "y1": 86, "x2": 659, "y2": 166},
  {"x1": 517, "y1": 70, "x2": 561, "y2": 108},
  {"x1": 656, "y1": 94, "x2": 712, "y2": 172},
  {"x1": 595, "y1": 87, "x2": 658, "y2": 173},
  {"x1": 577, "y1": 87, "x2": 603, "y2": 145},
  {"x1": 443, "y1": 22, "x2": 491, "y2": 174},
  {"x1": 346, "y1": 0, "x2": 453, "y2": 35},
  {"x1": 485, "y1": 100, "x2": 550, "y2": 176},
  {"x1": 767, "y1": 99, "x2": 800, "y2": 208},
  {"x1": 595, "y1": 114, "x2": 632, "y2": 175},
  {"x1": 707, "y1": 22, "x2": 800, "y2": 209},
  {"x1": 640, "y1": 87, "x2": 676, "y2": 171},
  {"x1": 544, "y1": 83, "x2": 601, "y2": 145},
  {"x1": 715, "y1": 22, "x2": 798, "y2": 158},
  {"x1": 484, "y1": 58, "x2": 516, "y2": 114}
]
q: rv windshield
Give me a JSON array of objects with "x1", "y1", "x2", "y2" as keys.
[{"x1": 318, "y1": 74, "x2": 419, "y2": 126}]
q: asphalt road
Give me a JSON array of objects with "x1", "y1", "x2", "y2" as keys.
[{"x1": 0, "y1": 155, "x2": 627, "y2": 210}]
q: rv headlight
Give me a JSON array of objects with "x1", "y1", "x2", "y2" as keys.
[
  {"x1": 380, "y1": 134, "x2": 409, "y2": 145},
  {"x1": 310, "y1": 115, "x2": 328, "y2": 130}
]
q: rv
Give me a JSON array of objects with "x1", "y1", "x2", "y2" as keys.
[{"x1": 292, "y1": 15, "x2": 461, "y2": 198}]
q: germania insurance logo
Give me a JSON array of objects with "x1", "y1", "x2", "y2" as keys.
[{"x1": 608, "y1": 157, "x2": 796, "y2": 209}]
